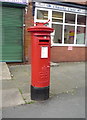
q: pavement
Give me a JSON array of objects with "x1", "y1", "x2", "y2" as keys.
[
  {"x1": 0, "y1": 62, "x2": 86, "y2": 118},
  {"x1": 2, "y1": 87, "x2": 85, "y2": 118},
  {"x1": 0, "y1": 62, "x2": 11, "y2": 80}
]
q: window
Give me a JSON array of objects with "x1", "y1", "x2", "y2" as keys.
[
  {"x1": 37, "y1": 10, "x2": 48, "y2": 20},
  {"x1": 76, "y1": 26, "x2": 86, "y2": 44},
  {"x1": 65, "y1": 13, "x2": 75, "y2": 24},
  {"x1": 52, "y1": 24, "x2": 63, "y2": 43},
  {"x1": 35, "y1": 8, "x2": 86, "y2": 46},
  {"x1": 52, "y1": 11, "x2": 63, "y2": 23},
  {"x1": 76, "y1": 15, "x2": 86, "y2": 44},
  {"x1": 77, "y1": 15, "x2": 86, "y2": 25},
  {"x1": 64, "y1": 26, "x2": 75, "y2": 44}
]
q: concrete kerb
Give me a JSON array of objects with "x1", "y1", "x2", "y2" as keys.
[{"x1": 50, "y1": 62, "x2": 59, "y2": 67}]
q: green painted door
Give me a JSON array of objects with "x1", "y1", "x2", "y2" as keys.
[{"x1": 1, "y1": 6, "x2": 23, "y2": 62}]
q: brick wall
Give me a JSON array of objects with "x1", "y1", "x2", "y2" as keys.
[
  {"x1": 24, "y1": 1, "x2": 87, "y2": 63},
  {"x1": 51, "y1": 46, "x2": 87, "y2": 62},
  {"x1": 24, "y1": 2, "x2": 34, "y2": 63},
  {"x1": 63, "y1": 0, "x2": 87, "y2": 4}
]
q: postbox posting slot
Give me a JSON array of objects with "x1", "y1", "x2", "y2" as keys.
[
  {"x1": 39, "y1": 40, "x2": 49, "y2": 42},
  {"x1": 39, "y1": 40, "x2": 49, "y2": 45},
  {"x1": 38, "y1": 36, "x2": 50, "y2": 45}
]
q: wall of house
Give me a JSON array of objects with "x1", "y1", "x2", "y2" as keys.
[
  {"x1": 51, "y1": 46, "x2": 87, "y2": 62},
  {"x1": 24, "y1": 2, "x2": 34, "y2": 63},
  {"x1": 64, "y1": 0, "x2": 87, "y2": 4},
  {"x1": 50, "y1": 1, "x2": 87, "y2": 62},
  {"x1": 24, "y1": 1, "x2": 87, "y2": 63}
]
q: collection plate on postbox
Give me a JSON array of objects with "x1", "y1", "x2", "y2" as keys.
[{"x1": 41, "y1": 46, "x2": 48, "y2": 58}]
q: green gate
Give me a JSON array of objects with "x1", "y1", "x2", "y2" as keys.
[{"x1": 1, "y1": 6, "x2": 24, "y2": 62}]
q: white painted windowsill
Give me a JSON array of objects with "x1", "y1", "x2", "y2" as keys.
[{"x1": 51, "y1": 44, "x2": 86, "y2": 47}]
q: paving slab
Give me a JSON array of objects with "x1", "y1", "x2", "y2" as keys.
[
  {"x1": 0, "y1": 62, "x2": 11, "y2": 80},
  {"x1": 2, "y1": 88, "x2": 25, "y2": 108}
]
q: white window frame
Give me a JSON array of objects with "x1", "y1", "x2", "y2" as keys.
[
  {"x1": 34, "y1": 7, "x2": 87, "y2": 47},
  {"x1": 34, "y1": 7, "x2": 50, "y2": 23}
]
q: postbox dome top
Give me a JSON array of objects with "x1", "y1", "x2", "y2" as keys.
[{"x1": 27, "y1": 22, "x2": 54, "y2": 33}]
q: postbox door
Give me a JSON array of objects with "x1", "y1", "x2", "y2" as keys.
[
  {"x1": 36, "y1": 36, "x2": 50, "y2": 88},
  {"x1": 40, "y1": 45, "x2": 50, "y2": 87},
  {"x1": 31, "y1": 35, "x2": 51, "y2": 88}
]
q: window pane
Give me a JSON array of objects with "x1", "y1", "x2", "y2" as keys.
[
  {"x1": 52, "y1": 11, "x2": 63, "y2": 23},
  {"x1": 37, "y1": 10, "x2": 48, "y2": 20},
  {"x1": 65, "y1": 13, "x2": 75, "y2": 24},
  {"x1": 77, "y1": 15, "x2": 86, "y2": 25},
  {"x1": 76, "y1": 26, "x2": 86, "y2": 44},
  {"x1": 52, "y1": 24, "x2": 63, "y2": 43},
  {"x1": 64, "y1": 26, "x2": 75, "y2": 44}
]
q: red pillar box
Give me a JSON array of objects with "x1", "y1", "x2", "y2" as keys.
[{"x1": 27, "y1": 22, "x2": 54, "y2": 100}]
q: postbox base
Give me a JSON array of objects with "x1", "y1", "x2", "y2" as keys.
[{"x1": 31, "y1": 85, "x2": 49, "y2": 101}]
